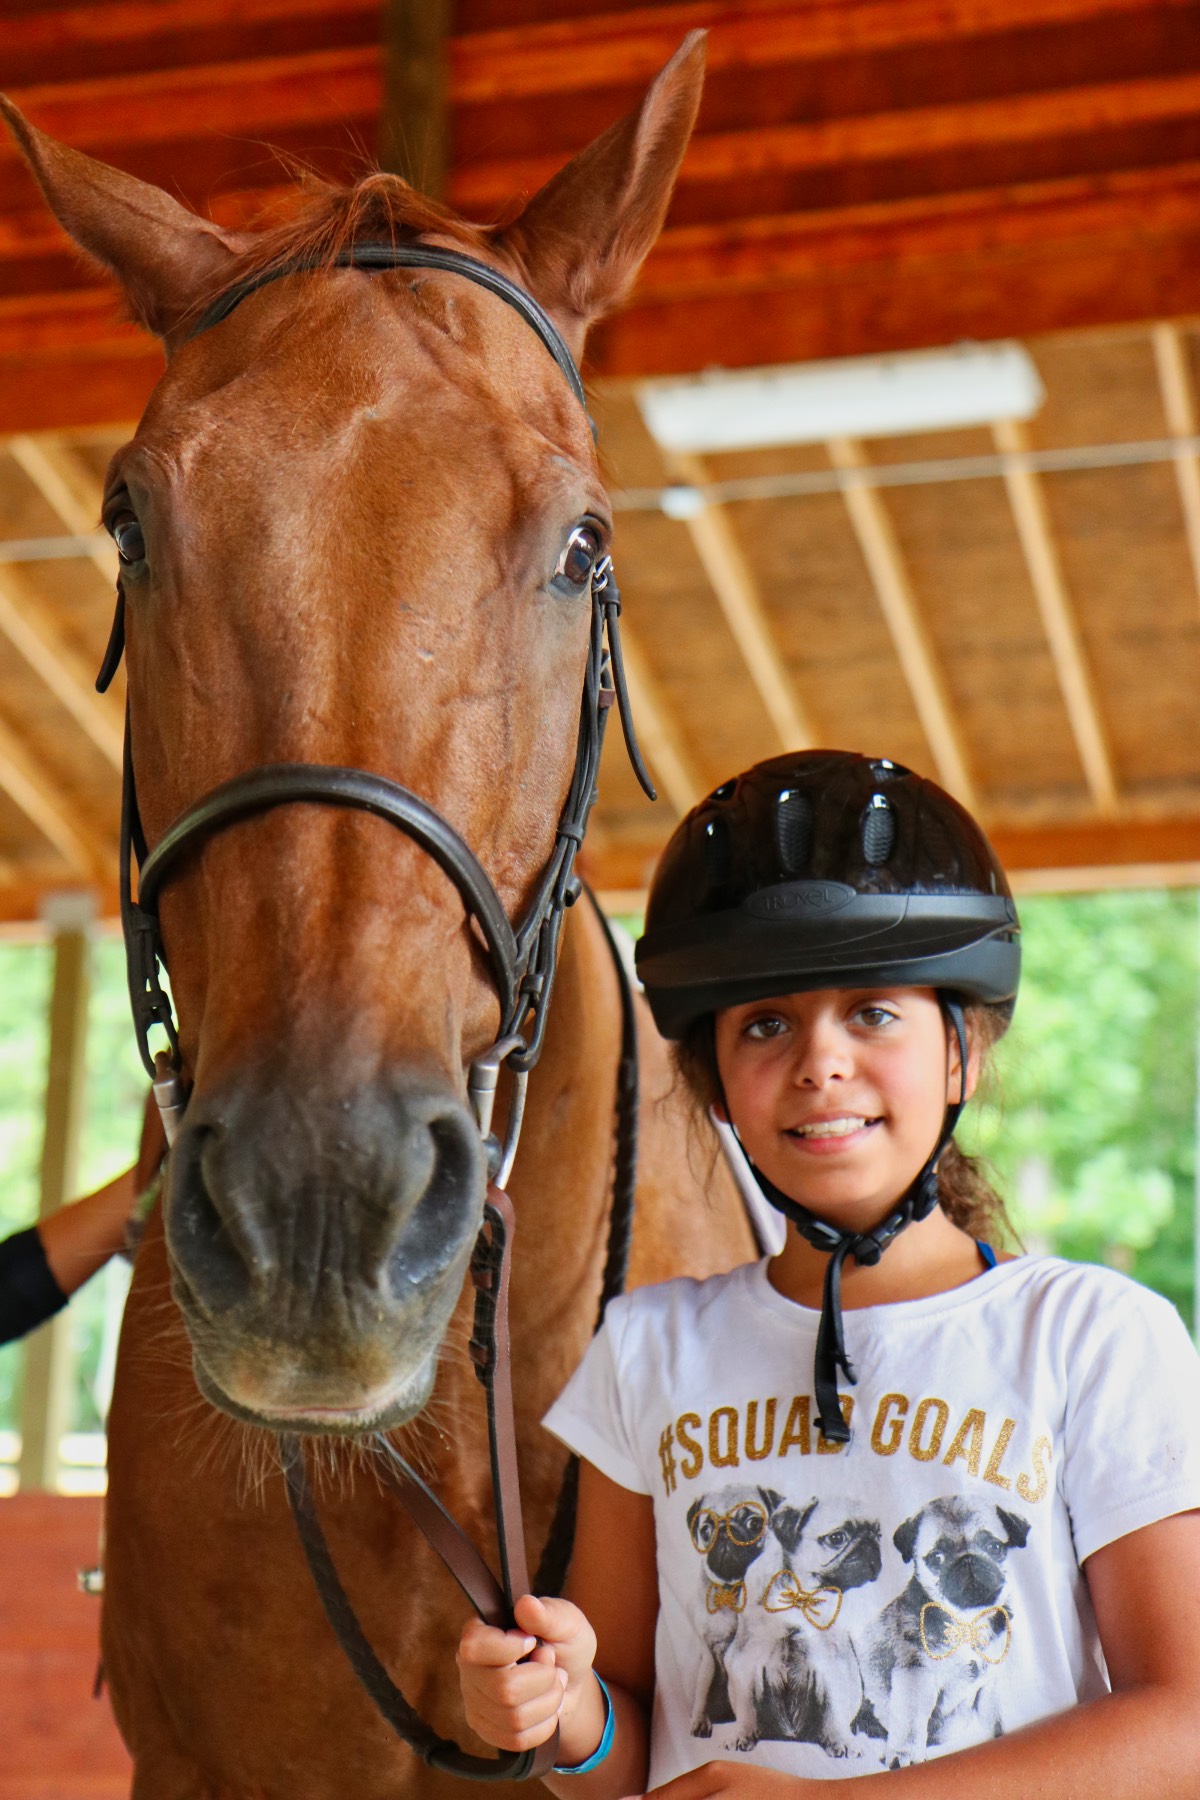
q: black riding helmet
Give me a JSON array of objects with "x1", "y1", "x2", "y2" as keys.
[{"x1": 635, "y1": 751, "x2": 1020, "y2": 1443}]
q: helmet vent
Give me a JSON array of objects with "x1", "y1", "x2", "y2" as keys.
[
  {"x1": 702, "y1": 816, "x2": 733, "y2": 884},
  {"x1": 862, "y1": 796, "x2": 895, "y2": 865},
  {"x1": 775, "y1": 789, "x2": 812, "y2": 873}
]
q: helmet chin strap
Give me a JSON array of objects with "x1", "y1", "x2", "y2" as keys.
[{"x1": 737, "y1": 996, "x2": 970, "y2": 1446}]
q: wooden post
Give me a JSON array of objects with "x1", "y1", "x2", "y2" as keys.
[
  {"x1": 379, "y1": 0, "x2": 452, "y2": 198},
  {"x1": 17, "y1": 893, "x2": 94, "y2": 1492}
]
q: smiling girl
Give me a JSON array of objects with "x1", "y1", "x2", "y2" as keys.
[{"x1": 457, "y1": 751, "x2": 1200, "y2": 1796}]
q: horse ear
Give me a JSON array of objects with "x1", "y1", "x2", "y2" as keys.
[
  {"x1": 496, "y1": 31, "x2": 705, "y2": 356},
  {"x1": 0, "y1": 97, "x2": 251, "y2": 347}
]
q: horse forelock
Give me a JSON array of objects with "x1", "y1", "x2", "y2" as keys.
[{"x1": 192, "y1": 166, "x2": 517, "y2": 331}]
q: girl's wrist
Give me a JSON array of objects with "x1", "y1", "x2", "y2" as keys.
[{"x1": 554, "y1": 1672, "x2": 613, "y2": 1774}]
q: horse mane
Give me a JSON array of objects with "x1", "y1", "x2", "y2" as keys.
[{"x1": 197, "y1": 167, "x2": 512, "y2": 318}]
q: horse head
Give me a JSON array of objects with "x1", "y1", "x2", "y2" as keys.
[{"x1": 2, "y1": 36, "x2": 703, "y2": 1432}]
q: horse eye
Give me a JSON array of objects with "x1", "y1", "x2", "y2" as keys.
[
  {"x1": 554, "y1": 524, "x2": 601, "y2": 590},
  {"x1": 111, "y1": 513, "x2": 146, "y2": 565}
]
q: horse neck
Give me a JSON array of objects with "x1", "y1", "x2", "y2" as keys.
[{"x1": 510, "y1": 896, "x2": 626, "y2": 1297}]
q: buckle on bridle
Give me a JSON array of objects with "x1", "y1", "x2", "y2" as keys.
[{"x1": 467, "y1": 1037, "x2": 529, "y2": 1188}]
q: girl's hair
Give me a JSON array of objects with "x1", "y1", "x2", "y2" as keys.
[{"x1": 672, "y1": 999, "x2": 1015, "y2": 1247}]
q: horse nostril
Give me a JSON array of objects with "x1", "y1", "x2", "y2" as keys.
[
  {"x1": 386, "y1": 1105, "x2": 482, "y2": 1296},
  {"x1": 167, "y1": 1126, "x2": 266, "y2": 1314}
]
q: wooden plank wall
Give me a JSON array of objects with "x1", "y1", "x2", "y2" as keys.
[{"x1": 0, "y1": 1496, "x2": 131, "y2": 1798}]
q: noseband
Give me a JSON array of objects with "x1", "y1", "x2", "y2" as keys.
[
  {"x1": 98, "y1": 243, "x2": 655, "y2": 1781},
  {"x1": 99, "y1": 242, "x2": 655, "y2": 1182}
]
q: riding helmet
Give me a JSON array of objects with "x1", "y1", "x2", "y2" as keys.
[{"x1": 635, "y1": 750, "x2": 1020, "y2": 1037}]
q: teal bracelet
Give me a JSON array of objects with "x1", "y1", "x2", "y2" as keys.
[{"x1": 553, "y1": 1674, "x2": 614, "y2": 1775}]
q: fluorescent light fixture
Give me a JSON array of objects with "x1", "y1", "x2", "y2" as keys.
[{"x1": 637, "y1": 342, "x2": 1045, "y2": 454}]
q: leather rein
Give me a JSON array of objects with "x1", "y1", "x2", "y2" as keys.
[{"x1": 100, "y1": 243, "x2": 651, "y2": 1781}]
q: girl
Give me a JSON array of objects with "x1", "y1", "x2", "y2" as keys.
[{"x1": 457, "y1": 751, "x2": 1200, "y2": 1796}]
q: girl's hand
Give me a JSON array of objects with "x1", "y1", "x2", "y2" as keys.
[
  {"x1": 457, "y1": 1593, "x2": 597, "y2": 1755},
  {"x1": 646, "y1": 1764, "x2": 830, "y2": 1800}
]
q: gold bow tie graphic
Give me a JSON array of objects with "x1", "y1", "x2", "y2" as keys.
[
  {"x1": 919, "y1": 1601, "x2": 1012, "y2": 1664},
  {"x1": 706, "y1": 1580, "x2": 747, "y2": 1614},
  {"x1": 761, "y1": 1571, "x2": 843, "y2": 1630}
]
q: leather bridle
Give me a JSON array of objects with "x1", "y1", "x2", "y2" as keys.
[{"x1": 99, "y1": 243, "x2": 652, "y2": 1780}]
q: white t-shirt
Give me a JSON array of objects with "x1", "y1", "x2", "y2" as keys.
[{"x1": 543, "y1": 1255, "x2": 1200, "y2": 1783}]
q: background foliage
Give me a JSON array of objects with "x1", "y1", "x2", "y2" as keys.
[
  {"x1": 0, "y1": 888, "x2": 1196, "y2": 1438},
  {"x1": 0, "y1": 934, "x2": 145, "y2": 1436},
  {"x1": 961, "y1": 886, "x2": 1197, "y2": 1323}
]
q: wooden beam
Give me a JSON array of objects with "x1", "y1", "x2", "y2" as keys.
[
  {"x1": 18, "y1": 896, "x2": 93, "y2": 1492},
  {"x1": 2, "y1": 47, "x2": 380, "y2": 155},
  {"x1": 7, "y1": 435, "x2": 117, "y2": 585},
  {"x1": 448, "y1": 0, "x2": 1194, "y2": 103},
  {"x1": 2, "y1": 0, "x2": 370, "y2": 64},
  {"x1": 0, "y1": 568, "x2": 123, "y2": 771},
  {"x1": 0, "y1": 711, "x2": 107, "y2": 877},
  {"x1": 612, "y1": 625, "x2": 705, "y2": 817},
  {"x1": 585, "y1": 811, "x2": 1200, "y2": 894},
  {"x1": 8, "y1": 160, "x2": 1200, "y2": 425},
  {"x1": 991, "y1": 815, "x2": 1200, "y2": 872},
  {"x1": 992, "y1": 417, "x2": 1119, "y2": 814},
  {"x1": 668, "y1": 451, "x2": 815, "y2": 754},
  {"x1": 635, "y1": 162, "x2": 1200, "y2": 304},
  {"x1": 0, "y1": 876, "x2": 118, "y2": 925},
  {"x1": 379, "y1": 0, "x2": 451, "y2": 198},
  {"x1": 0, "y1": 0, "x2": 1178, "y2": 98},
  {"x1": 1152, "y1": 321, "x2": 1200, "y2": 612},
  {"x1": 451, "y1": 69, "x2": 1200, "y2": 213},
  {"x1": 588, "y1": 165, "x2": 1200, "y2": 375},
  {"x1": 828, "y1": 437, "x2": 978, "y2": 810}
]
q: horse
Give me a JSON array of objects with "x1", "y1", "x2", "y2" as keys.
[{"x1": 4, "y1": 34, "x2": 757, "y2": 1799}]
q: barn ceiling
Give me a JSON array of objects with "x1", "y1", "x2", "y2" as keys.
[{"x1": 2, "y1": 0, "x2": 1200, "y2": 921}]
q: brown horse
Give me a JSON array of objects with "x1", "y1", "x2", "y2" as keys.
[{"x1": 5, "y1": 34, "x2": 756, "y2": 1800}]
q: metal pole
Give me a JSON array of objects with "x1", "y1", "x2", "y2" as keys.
[{"x1": 17, "y1": 892, "x2": 93, "y2": 1491}]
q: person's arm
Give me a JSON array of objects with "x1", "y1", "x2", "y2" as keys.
[
  {"x1": 37, "y1": 1166, "x2": 135, "y2": 1297},
  {"x1": 646, "y1": 1510, "x2": 1200, "y2": 1799},
  {"x1": 458, "y1": 1462, "x2": 658, "y2": 1799}
]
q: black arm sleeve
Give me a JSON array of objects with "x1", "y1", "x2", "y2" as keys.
[{"x1": 0, "y1": 1225, "x2": 68, "y2": 1346}]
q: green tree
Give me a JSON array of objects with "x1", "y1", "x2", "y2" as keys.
[
  {"x1": 0, "y1": 936, "x2": 144, "y2": 1435},
  {"x1": 962, "y1": 889, "x2": 1198, "y2": 1325}
]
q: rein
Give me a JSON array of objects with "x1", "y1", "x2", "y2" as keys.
[
  {"x1": 282, "y1": 893, "x2": 639, "y2": 1782},
  {"x1": 100, "y1": 244, "x2": 651, "y2": 1780}
]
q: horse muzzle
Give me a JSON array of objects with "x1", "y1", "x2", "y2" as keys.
[{"x1": 163, "y1": 1071, "x2": 486, "y2": 1429}]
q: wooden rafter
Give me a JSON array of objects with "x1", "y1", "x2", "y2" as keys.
[
  {"x1": 669, "y1": 452, "x2": 814, "y2": 755},
  {"x1": 635, "y1": 163, "x2": 1200, "y2": 304},
  {"x1": 448, "y1": 0, "x2": 1194, "y2": 101},
  {"x1": 612, "y1": 625, "x2": 705, "y2": 817},
  {"x1": 992, "y1": 418, "x2": 1119, "y2": 815},
  {"x1": 0, "y1": 568, "x2": 122, "y2": 772},
  {"x1": 452, "y1": 69, "x2": 1200, "y2": 212},
  {"x1": 7, "y1": 435, "x2": 117, "y2": 585},
  {"x1": 587, "y1": 812, "x2": 1200, "y2": 898},
  {"x1": 828, "y1": 437, "x2": 978, "y2": 810},
  {"x1": 2, "y1": 49, "x2": 379, "y2": 151},
  {"x1": 1152, "y1": 322, "x2": 1200, "y2": 611},
  {"x1": 0, "y1": 710, "x2": 105, "y2": 877},
  {"x1": 0, "y1": 0, "x2": 1177, "y2": 117},
  {"x1": 1, "y1": 0, "x2": 364, "y2": 61},
  {"x1": 379, "y1": 0, "x2": 451, "y2": 197}
]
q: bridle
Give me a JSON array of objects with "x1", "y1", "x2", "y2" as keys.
[
  {"x1": 102, "y1": 242, "x2": 654, "y2": 1175},
  {"x1": 99, "y1": 242, "x2": 653, "y2": 1780}
]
